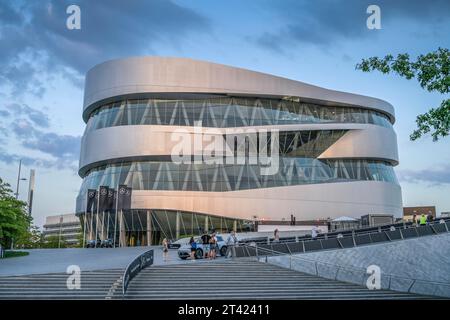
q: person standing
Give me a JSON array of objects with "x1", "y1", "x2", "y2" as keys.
[
  {"x1": 162, "y1": 238, "x2": 169, "y2": 261},
  {"x1": 226, "y1": 230, "x2": 238, "y2": 258},
  {"x1": 189, "y1": 237, "x2": 197, "y2": 260},
  {"x1": 273, "y1": 229, "x2": 280, "y2": 243},
  {"x1": 214, "y1": 232, "x2": 219, "y2": 259},
  {"x1": 412, "y1": 214, "x2": 417, "y2": 226},
  {"x1": 201, "y1": 232, "x2": 211, "y2": 259},
  {"x1": 311, "y1": 226, "x2": 319, "y2": 239},
  {"x1": 419, "y1": 214, "x2": 427, "y2": 226},
  {"x1": 209, "y1": 233, "x2": 217, "y2": 259},
  {"x1": 208, "y1": 236, "x2": 213, "y2": 259}
]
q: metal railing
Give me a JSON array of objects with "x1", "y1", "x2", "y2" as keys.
[
  {"x1": 236, "y1": 218, "x2": 450, "y2": 254},
  {"x1": 122, "y1": 249, "x2": 154, "y2": 295},
  {"x1": 241, "y1": 243, "x2": 450, "y2": 297}
]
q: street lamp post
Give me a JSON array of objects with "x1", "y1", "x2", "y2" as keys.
[
  {"x1": 15, "y1": 159, "x2": 27, "y2": 199},
  {"x1": 12, "y1": 159, "x2": 27, "y2": 250},
  {"x1": 58, "y1": 215, "x2": 63, "y2": 249}
]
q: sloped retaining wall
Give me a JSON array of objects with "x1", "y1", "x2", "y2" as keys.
[{"x1": 262, "y1": 233, "x2": 450, "y2": 298}]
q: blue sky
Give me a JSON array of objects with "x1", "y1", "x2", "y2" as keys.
[{"x1": 0, "y1": 0, "x2": 449, "y2": 227}]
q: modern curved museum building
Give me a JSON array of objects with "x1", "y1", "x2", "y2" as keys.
[{"x1": 76, "y1": 57, "x2": 402, "y2": 245}]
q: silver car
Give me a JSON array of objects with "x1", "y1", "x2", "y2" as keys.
[{"x1": 177, "y1": 235, "x2": 227, "y2": 259}]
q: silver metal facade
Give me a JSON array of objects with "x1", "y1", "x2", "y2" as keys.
[{"x1": 77, "y1": 57, "x2": 402, "y2": 227}]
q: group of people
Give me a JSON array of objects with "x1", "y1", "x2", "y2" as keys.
[
  {"x1": 161, "y1": 230, "x2": 239, "y2": 261},
  {"x1": 187, "y1": 231, "x2": 217, "y2": 260},
  {"x1": 413, "y1": 213, "x2": 434, "y2": 226},
  {"x1": 187, "y1": 230, "x2": 238, "y2": 260},
  {"x1": 192, "y1": 231, "x2": 219, "y2": 260}
]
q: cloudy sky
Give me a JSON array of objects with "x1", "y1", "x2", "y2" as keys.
[{"x1": 0, "y1": 0, "x2": 449, "y2": 227}]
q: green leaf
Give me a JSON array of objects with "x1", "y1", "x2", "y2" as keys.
[{"x1": 356, "y1": 48, "x2": 450, "y2": 141}]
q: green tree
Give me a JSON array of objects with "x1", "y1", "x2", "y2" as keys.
[
  {"x1": 15, "y1": 225, "x2": 43, "y2": 249},
  {"x1": 75, "y1": 230, "x2": 84, "y2": 248},
  {"x1": 356, "y1": 47, "x2": 450, "y2": 141},
  {"x1": 42, "y1": 235, "x2": 67, "y2": 248},
  {"x1": 0, "y1": 178, "x2": 31, "y2": 248}
]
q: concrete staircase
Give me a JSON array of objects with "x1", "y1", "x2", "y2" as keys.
[
  {"x1": 0, "y1": 259, "x2": 434, "y2": 299},
  {"x1": 0, "y1": 269, "x2": 123, "y2": 300},
  {"x1": 123, "y1": 259, "x2": 429, "y2": 300}
]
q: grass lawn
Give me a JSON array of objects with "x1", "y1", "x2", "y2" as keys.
[{"x1": 2, "y1": 251, "x2": 30, "y2": 259}]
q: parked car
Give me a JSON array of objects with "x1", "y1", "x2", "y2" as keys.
[
  {"x1": 177, "y1": 235, "x2": 227, "y2": 259},
  {"x1": 168, "y1": 237, "x2": 192, "y2": 249},
  {"x1": 86, "y1": 239, "x2": 114, "y2": 248},
  {"x1": 167, "y1": 239, "x2": 180, "y2": 249},
  {"x1": 86, "y1": 239, "x2": 101, "y2": 248},
  {"x1": 100, "y1": 239, "x2": 113, "y2": 248}
]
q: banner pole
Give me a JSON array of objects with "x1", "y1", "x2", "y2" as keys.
[
  {"x1": 113, "y1": 212, "x2": 118, "y2": 248},
  {"x1": 102, "y1": 211, "x2": 105, "y2": 241},
  {"x1": 90, "y1": 211, "x2": 93, "y2": 241},
  {"x1": 119, "y1": 209, "x2": 123, "y2": 247},
  {"x1": 83, "y1": 192, "x2": 87, "y2": 248},
  {"x1": 82, "y1": 214, "x2": 87, "y2": 248},
  {"x1": 113, "y1": 184, "x2": 119, "y2": 248},
  {"x1": 107, "y1": 211, "x2": 110, "y2": 241},
  {"x1": 95, "y1": 187, "x2": 100, "y2": 248}
]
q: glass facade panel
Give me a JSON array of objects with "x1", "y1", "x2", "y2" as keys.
[
  {"x1": 84, "y1": 97, "x2": 393, "y2": 134},
  {"x1": 79, "y1": 209, "x2": 255, "y2": 246},
  {"x1": 77, "y1": 158, "x2": 398, "y2": 205}
]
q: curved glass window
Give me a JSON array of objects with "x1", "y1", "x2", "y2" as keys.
[
  {"x1": 77, "y1": 158, "x2": 398, "y2": 198},
  {"x1": 76, "y1": 208, "x2": 255, "y2": 243},
  {"x1": 84, "y1": 97, "x2": 392, "y2": 133}
]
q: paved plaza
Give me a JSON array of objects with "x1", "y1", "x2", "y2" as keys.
[{"x1": 0, "y1": 246, "x2": 200, "y2": 276}]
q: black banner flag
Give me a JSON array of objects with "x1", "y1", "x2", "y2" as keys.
[
  {"x1": 86, "y1": 189, "x2": 96, "y2": 213},
  {"x1": 98, "y1": 186, "x2": 109, "y2": 212},
  {"x1": 107, "y1": 188, "x2": 116, "y2": 212},
  {"x1": 93, "y1": 189, "x2": 99, "y2": 213},
  {"x1": 118, "y1": 185, "x2": 132, "y2": 210}
]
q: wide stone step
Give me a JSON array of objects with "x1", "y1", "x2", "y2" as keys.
[
  {"x1": 0, "y1": 269, "x2": 122, "y2": 300},
  {"x1": 124, "y1": 292, "x2": 424, "y2": 300},
  {"x1": 0, "y1": 260, "x2": 432, "y2": 300},
  {"x1": 123, "y1": 260, "x2": 428, "y2": 300}
]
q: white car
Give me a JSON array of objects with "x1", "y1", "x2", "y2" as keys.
[
  {"x1": 177, "y1": 235, "x2": 228, "y2": 259},
  {"x1": 167, "y1": 237, "x2": 191, "y2": 249}
]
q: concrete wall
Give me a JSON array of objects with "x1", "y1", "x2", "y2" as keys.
[
  {"x1": 79, "y1": 123, "x2": 399, "y2": 172},
  {"x1": 83, "y1": 56, "x2": 395, "y2": 121},
  {"x1": 257, "y1": 225, "x2": 328, "y2": 233},
  {"x1": 264, "y1": 233, "x2": 450, "y2": 298},
  {"x1": 131, "y1": 181, "x2": 402, "y2": 221},
  {"x1": 44, "y1": 213, "x2": 80, "y2": 226}
]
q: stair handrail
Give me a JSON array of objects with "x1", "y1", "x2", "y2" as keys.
[
  {"x1": 122, "y1": 249, "x2": 154, "y2": 295},
  {"x1": 251, "y1": 217, "x2": 449, "y2": 247}
]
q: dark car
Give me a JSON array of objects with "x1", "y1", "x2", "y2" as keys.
[
  {"x1": 100, "y1": 239, "x2": 113, "y2": 248},
  {"x1": 86, "y1": 239, "x2": 113, "y2": 248},
  {"x1": 86, "y1": 239, "x2": 101, "y2": 248}
]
